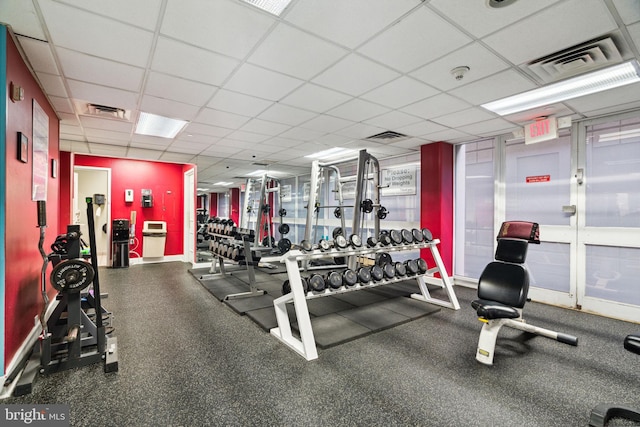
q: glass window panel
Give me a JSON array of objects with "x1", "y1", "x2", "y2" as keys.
[
  {"x1": 585, "y1": 245, "x2": 640, "y2": 305},
  {"x1": 526, "y1": 242, "x2": 570, "y2": 292}
]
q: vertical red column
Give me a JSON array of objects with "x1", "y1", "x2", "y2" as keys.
[
  {"x1": 420, "y1": 142, "x2": 454, "y2": 275},
  {"x1": 209, "y1": 193, "x2": 218, "y2": 218},
  {"x1": 229, "y1": 188, "x2": 240, "y2": 225}
]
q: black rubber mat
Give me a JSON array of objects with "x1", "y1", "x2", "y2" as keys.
[
  {"x1": 224, "y1": 294, "x2": 275, "y2": 315},
  {"x1": 306, "y1": 296, "x2": 356, "y2": 317},
  {"x1": 375, "y1": 296, "x2": 440, "y2": 318},
  {"x1": 293, "y1": 313, "x2": 372, "y2": 349},
  {"x1": 199, "y1": 278, "x2": 249, "y2": 301},
  {"x1": 333, "y1": 290, "x2": 389, "y2": 307},
  {"x1": 245, "y1": 302, "x2": 299, "y2": 332},
  {"x1": 338, "y1": 304, "x2": 411, "y2": 332}
]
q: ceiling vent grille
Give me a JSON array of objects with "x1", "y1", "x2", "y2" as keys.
[
  {"x1": 524, "y1": 36, "x2": 624, "y2": 84},
  {"x1": 365, "y1": 130, "x2": 408, "y2": 143},
  {"x1": 74, "y1": 100, "x2": 131, "y2": 121}
]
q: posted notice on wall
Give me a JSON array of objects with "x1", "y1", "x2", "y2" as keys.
[
  {"x1": 32, "y1": 99, "x2": 49, "y2": 201},
  {"x1": 381, "y1": 166, "x2": 417, "y2": 196}
]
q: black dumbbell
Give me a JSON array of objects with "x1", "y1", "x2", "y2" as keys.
[
  {"x1": 401, "y1": 229, "x2": 414, "y2": 244},
  {"x1": 394, "y1": 261, "x2": 407, "y2": 277},
  {"x1": 416, "y1": 258, "x2": 428, "y2": 274},
  {"x1": 370, "y1": 265, "x2": 384, "y2": 281},
  {"x1": 349, "y1": 234, "x2": 362, "y2": 249},
  {"x1": 366, "y1": 236, "x2": 378, "y2": 248},
  {"x1": 326, "y1": 271, "x2": 343, "y2": 290},
  {"x1": 412, "y1": 228, "x2": 424, "y2": 243},
  {"x1": 342, "y1": 269, "x2": 358, "y2": 287},
  {"x1": 318, "y1": 239, "x2": 331, "y2": 251},
  {"x1": 334, "y1": 234, "x2": 349, "y2": 250},
  {"x1": 383, "y1": 262, "x2": 396, "y2": 279},
  {"x1": 308, "y1": 274, "x2": 325, "y2": 292},
  {"x1": 389, "y1": 229, "x2": 403, "y2": 245},
  {"x1": 357, "y1": 266, "x2": 371, "y2": 283},
  {"x1": 405, "y1": 259, "x2": 419, "y2": 275},
  {"x1": 422, "y1": 228, "x2": 433, "y2": 242}
]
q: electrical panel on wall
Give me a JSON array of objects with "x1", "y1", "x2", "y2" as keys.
[
  {"x1": 141, "y1": 189, "x2": 153, "y2": 208},
  {"x1": 125, "y1": 189, "x2": 134, "y2": 203}
]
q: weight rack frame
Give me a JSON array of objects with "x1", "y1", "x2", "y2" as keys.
[{"x1": 264, "y1": 239, "x2": 460, "y2": 361}]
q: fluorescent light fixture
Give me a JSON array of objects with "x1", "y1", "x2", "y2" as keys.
[
  {"x1": 240, "y1": 0, "x2": 292, "y2": 16},
  {"x1": 196, "y1": 188, "x2": 210, "y2": 192},
  {"x1": 135, "y1": 112, "x2": 189, "y2": 139},
  {"x1": 598, "y1": 128, "x2": 640, "y2": 143},
  {"x1": 213, "y1": 182, "x2": 234, "y2": 186},
  {"x1": 247, "y1": 169, "x2": 267, "y2": 177},
  {"x1": 305, "y1": 147, "x2": 356, "y2": 161},
  {"x1": 482, "y1": 60, "x2": 640, "y2": 116}
]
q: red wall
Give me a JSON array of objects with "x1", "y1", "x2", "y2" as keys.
[
  {"x1": 420, "y1": 142, "x2": 454, "y2": 275},
  {"x1": 209, "y1": 193, "x2": 218, "y2": 217},
  {"x1": 58, "y1": 151, "x2": 72, "y2": 233},
  {"x1": 229, "y1": 188, "x2": 240, "y2": 225},
  {"x1": 4, "y1": 28, "x2": 60, "y2": 370},
  {"x1": 73, "y1": 155, "x2": 190, "y2": 257}
]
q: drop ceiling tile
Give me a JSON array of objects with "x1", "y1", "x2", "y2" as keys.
[
  {"x1": 140, "y1": 95, "x2": 201, "y2": 121},
  {"x1": 449, "y1": 69, "x2": 537, "y2": 106},
  {"x1": 84, "y1": 128, "x2": 131, "y2": 141},
  {"x1": 613, "y1": 0, "x2": 640, "y2": 25},
  {"x1": 429, "y1": 0, "x2": 560, "y2": 38},
  {"x1": 248, "y1": 23, "x2": 348, "y2": 80},
  {"x1": 313, "y1": 133, "x2": 356, "y2": 146},
  {"x1": 127, "y1": 148, "x2": 164, "y2": 160},
  {"x1": 145, "y1": 72, "x2": 217, "y2": 107},
  {"x1": 335, "y1": 123, "x2": 386, "y2": 140},
  {"x1": 261, "y1": 137, "x2": 309, "y2": 149},
  {"x1": 68, "y1": 80, "x2": 137, "y2": 111},
  {"x1": 131, "y1": 134, "x2": 174, "y2": 146},
  {"x1": 299, "y1": 115, "x2": 354, "y2": 133},
  {"x1": 152, "y1": 37, "x2": 239, "y2": 86},
  {"x1": 39, "y1": 1, "x2": 154, "y2": 67},
  {"x1": 363, "y1": 111, "x2": 423, "y2": 130},
  {"x1": 396, "y1": 120, "x2": 448, "y2": 137},
  {"x1": 194, "y1": 108, "x2": 250, "y2": 130},
  {"x1": 285, "y1": 0, "x2": 419, "y2": 49},
  {"x1": 161, "y1": 0, "x2": 275, "y2": 59},
  {"x1": 48, "y1": 96, "x2": 75, "y2": 114},
  {"x1": 483, "y1": 0, "x2": 618, "y2": 65},
  {"x1": 59, "y1": 113, "x2": 80, "y2": 126},
  {"x1": 411, "y1": 43, "x2": 510, "y2": 92},
  {"x1": 56, "y1": 48, "x2": 144, "y2": 92},
  {"x1": 226, "y1": 130, "x2": 271, "y2": 143},
  {"x1": 431, "y1": 107, "x2": 497, "y2": 128},
  {"x1": 388, "y1": 137, "x2": 432, "y2": 149},
  {"x1": 312, "y1": 54, "x2": 400, "y2": 97},
  {"x1": 360, "y1": 76, "x2": 440, "y2": 109},
  {"x1": 358, "y1": 7, "x2": 472, "y2": 73},
  {"x1": 400, "y1": 93, "x2": 471, "y2": 120},
  {"x1": 62, "y1": 141, "x2": 90, "y2": 153},
  {"x1": 161, "y1": 151, "x2": 197, "y2": 162},
  {"x1": 175, "y1": 134, "x2": 219, "y2": 146},
  {"x1": 423, "y1": 128, "x2": 473, "y2": 142},
  {"x1": 240, "y1": 119, "x2": 291, "y2": 136},
  {"x1": 344, "y1": 139, "x2": 413, "y2": 157},
  {"x1": 89, "y1": 143, "x2": 128, "y2": 157},
  {"x1": 258, "y1": 103, "x2": 318, "y2": 126},
  {"x1": 60, "y1": 124, "x2": 83, "y2": 135},
  {"x1": 86, "y1": 136, "x2": 129, "y2": 146},
  {"x1": 628, "y1": 22, "x2": 640, "y2": 49},
  {"x1": 208, "y1": 90, "x2": 273, "y2": 117},
  {"x1": 564, "y1": 83, "x2": 640, "y2": 114},
  {"x1": 224, "y1": 63, "x2": 304, "y2": 101},
  {"x1": 199, "y1": 144, "x2": 244, "y2": 157},
  {"x1": 59, "y1": 140, "x2": 72, "y2": 151},
  {"x1": 17, "y1": 37, "x2": 58, "y2": 74},
  {"x1": 35, "y1": 72, "x2": 67, "y2": 98},
  {"x1": 1, "y1": 1, "x2": 47, "y2": 40},
  {"x1": 457, "y1": 118, "x2": 519, "y2": 137},
  {"x1": 327, "y1": 99, "x2": 390, "y2": 122},
  {"x1": 278, "y1": 127, "x2": 327, "y2": 142},
  {"x1": 79, "y1": 116, "x2": 133, "y2": 133},
  {"x1": 184, "y1": 123, "x2": 233, "y2": 138},
  {"x1": 280, "y1": 83, "x2": 351, "y2": 113},
  {"x1": 57, "y1": 0, "x2": 163, "y2": 30},
  {"x1": 166, "y1": 141, "x2": 207, "y2": 155}
]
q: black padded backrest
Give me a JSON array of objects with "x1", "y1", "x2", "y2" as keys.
[
  {"x1": 495, "y1": 238, "x2": 529, "y2": 264},
  {"x1": 477, "y1": 261, "x2": 529, "y2": 308}
]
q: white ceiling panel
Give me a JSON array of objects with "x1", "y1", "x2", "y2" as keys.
[
  {"x1": 258, "y1": 103, "x2": 318, "y2": 126},
  {"x1": 151, "y1": 37, "x2": 239, "y2": 86},
  {"x1": 327, "y1": 99, "x2": 390, "y2": 123},
  {"x1": 61, "y1": 140, "x2": 90, "y2": 153},
  {"x1": 389, "y1": 137, "x2": 433, "y2": 149},
  {"x1": 161, "y1": 0, "x2": 275, "y2": 59},
  {"x1": 224, "y1": 63, "x2": 304, "y2": 101},
  {"x1": 60, "y1": 124, "x2": 83, "y2": 135},
  {"x1": 299, "y1": 115, "x2": 354, "y2": 133},
  {"x1": 80, "y1": 116, "x2": 133, "y2": 133},
  {"x1": 312, "y1": 54, "x2": 400, "y2": 97},
  {"x1": 57, "y1": 47, "x2": 144, "y2": 92},
  {"x1": 401, "y1": 93, "x2": 471, "y2": 120},
  {"x1": 225, "y1": 130, "x2": 271, "y2": 144},
  {"x1": 140, "y1": 95, "x2": 201, "y2": 121},
  {"x1": 483, "y1": 0, "x2": 618, "y2": 65},
  {"x1": 184, "y1": 123, "x2": 233, "y2": 138},
  {"x1": 364, "y1": 111, "x2": 425, "y2": 130},
  {"x1": 48, "y1": 95, "x2": 74, "y2": 114},
  {"x1": 86, "y1": 136, "x2": 129, "y2": 146},
  {"x1": 208, "y1": 90, "x2": 273, "y2": 117},
  {"x1": 165, "y1": 141, "x2": 207, "y2": 155},
  {"x1": 411, "y1": 43, "x2": 510, "y2": 92},
  {"x1": 127, "y1": 148, "x2": 164, "y2": 160},
  {"x1": 175, "y1": 134, "x2": 219, "y2": 146},
  {"x1": 84, "y1": 128, "x2": 130, "y2": 141},
  {"x1": 1, "y1": 1, "x2": 46, "y2": 40},
  {"x1": 35, "y1": 72, "x2": 67, "y2": 97},
  {"x1": 199, "y1": 144, "x2": 244, "y2": 157},
  {"x1": 88, "y1": 143, "x2": 128, "y2": 156},
  {"x1": 131, "y1": 134, "x2": 174, "y2": 146},
  {"x1": 240, "y1": 119, "x2": 291, "y2": 136},
  {"x1": 358, "y1": 7, "x2": 472, "y2": 73},
  {"x1": 564, "y1": 83, "x2": 640, "y2": 113},
  {"x1": 144, "y1": 72, "x2": 217, "y2": 106},
  {"x1": 16, "y1": 36, "x2": 58, "y2": 74},
  {"x1": 449, "y1": 69, "x2": 537, "y2": 106},
  {"x1": 56, "y1": 0, "x2": 163, "y2": 31},
  {"x1": 423, "y1": 128, "x2": 472, "y2": 142},
  {"x1": 457, "y1": 118, "x2": 519, "y2": 137},
  {"x1": 360, "y1": 76, "x2": 440, "y2": 109},
  {"x1": 335, "y1": 123, "x2": 386, "y2": 140},
  {"x1": 613, "y1": 0, "x2": 640, "y2": 25},
  {"x1": 280, "y1": 84, "x2": 351, "y2": 113},
  {"x1": 160, "y1": 151, "x2": 197, "y2": 162},
  {"x1": 628, "y1": 22, "x2": 640, "y2": 48},
  {"x1": 396, "y1": 121, "x2": 449, "y2": 138},
  {"x1": 58, "y1": 113, "x2": 80, "y2": 125},
  {"x1": 261, "y1": 137, "x2": 305, "y2": 149},
  {"x1": 68, "y1": 80, "x2": 137, "y2": 111},
  {"x1": 429, "y1": 0, "x2": 561, "y2": 39},
  {"x1": 248, "y1": 23, "x2": 348, "y2": 80},
  {"x1": 194, "y1": 108, "x2": 250, "y2": 130},
  {"x1": 431, "y1": 107, "x2": 502, "y2": 128},
  {"x1": 39, "y1": 0, "x2": 154, "y2": 67},
  {"x1": 278, "y1": 127, "x2": 327, "y2": 142},
  {"x1": 284, "y1": 0, "x2": 420, "y2": 49}
]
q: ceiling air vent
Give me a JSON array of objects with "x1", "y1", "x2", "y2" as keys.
[
  {"x1": 87, "y1": 103, "x2": 128, "y2": 119},
  {"x1": 365, "y1": 130, "x2": 408, "y2": 143},
  {"x1": 524, "y1": 35, "x2": 624, "y2": 84}
]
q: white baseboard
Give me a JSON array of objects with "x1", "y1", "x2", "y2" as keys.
[{"x1": 129, "y1": 254, "x2": 185, "y2": 266}]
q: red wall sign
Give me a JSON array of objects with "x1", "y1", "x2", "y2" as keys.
[{"x1": 526, "y1": 175, "x2": 551, "y2": 183}]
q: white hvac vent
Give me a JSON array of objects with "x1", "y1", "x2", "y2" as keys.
[
  {"x1": 364, "y1": 130, "x2": 408, "y2": 143},
  {"x1": 525, "y1": 36, "x2": 624, "y2": 84},
  {"x1": 74, "y1": 100, "x2": 131, "y2": 121}
]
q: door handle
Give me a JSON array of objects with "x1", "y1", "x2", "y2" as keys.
[{"x1": 562, "y1": 205, "x2": 576, "y2": 215}]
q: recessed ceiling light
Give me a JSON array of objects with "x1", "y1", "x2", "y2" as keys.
[
  {"x1": 481, "y1": 60, "x2": 640, "y2": 116},
  {"x1": 135, "y1": 112, "x2": 189, "y2": 139},
  {"x1": 213, "y1": 182, "x2": 234, "y2": 186},
  {"x1": 305, "y1": 147, "x2": 356, "y2": 161},
  {"x1": 240, "y1": 0, "x2": 292, "y2": 16}
]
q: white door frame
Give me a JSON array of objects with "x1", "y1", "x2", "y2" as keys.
[{"x1": 184, "y1": 169, "x2": 196, "y2": 265}]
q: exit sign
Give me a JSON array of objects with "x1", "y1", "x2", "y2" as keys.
[{"x1": 525, "y1": 117, "x2": 558, "y2": 144}]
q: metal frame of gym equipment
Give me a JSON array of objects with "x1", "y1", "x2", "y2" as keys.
[
  {"x1": 241, "y1": 173, "x2": 283, "y2": 251},
  {"x1": 268, "y1": 239, "x2": 460, "y2": 361}
]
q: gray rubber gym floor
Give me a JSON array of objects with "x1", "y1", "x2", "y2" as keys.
[{"x1": 5, "y1": 261, "x2": 639, "y2": 426}]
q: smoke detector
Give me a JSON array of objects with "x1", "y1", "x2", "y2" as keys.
[{"x1": 450, "y1": 66, "x2": 470, "y2": 81}]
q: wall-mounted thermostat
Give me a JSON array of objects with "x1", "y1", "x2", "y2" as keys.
[{"x1": 125, "y1": 189, "x2": 134, "y2": 203}]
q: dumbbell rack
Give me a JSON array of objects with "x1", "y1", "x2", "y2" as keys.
[
  {"x1": 265, "y1": 239, "x2": 460, "y2": 361},
  {"x1": 204, "y1": 232, "x2": 266, "y2": 300}
]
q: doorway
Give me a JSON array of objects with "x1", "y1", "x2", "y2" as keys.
[{"x1": 74, "y1": 167, "x2": 111, "y2": 267}]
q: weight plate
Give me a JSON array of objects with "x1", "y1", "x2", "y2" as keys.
[
  {"x1": 421, "y1": 228, "x2": 433, "y2": 242},
  {"x1": 278, "y1": 223, "x2": 290, "y2": 235},
  {"x1": 335, "y1": 234, "x2": 349, "y2": 249},
  {"x1": 277, "y1": 238, "x2": 292, "y2": 253},
  {"x1": 309, "y1": 274, "x2": 325, "y2": 292},
  {"x1": 401, "y1": 229, "x2": 413, "y2": 244},
  {"x1": 326, "y1": 271, "x2": 343, "y2": 289},
  {"x1": 50, "y1": 259, "x2": 95, "y2": 293},
  {"x1": 333, "y1": 207, "x2": 342, "y2": 218},
  {"x1": 412, "y1": 228, "x2": 424, "y2": 243},
  {"x1": 343, "y1": 269, "x2": 358, "y2": 287},
  {"x1": 278, "y1": 208, "x2": 287, "y2": 217},
  {"x1": 357, "y1": 267, "x2": 371, "y2": 283},
  {"x1": 395, "y1": 261, "x2": 407, "y2": 276},
  {"x1": 366, "y1": 236, "x2": 378, "y2": 248},
  {"x1": 282, "y1": 280, "x2": 291, "y2": 295},
  {"x1": 375, "y1": 252, "x2": 392, "y2": 266},
  {"x1": 360, "y1": 198, "x2": 374, "y2": 213},
  {"x1": 416, "y1": 258, "x2": 428, "y2": 274},
  {"x1": 379, "y1": 234, "x2": 392, "y2": 246},
  {"x1": 300, "y1": 239, "x2": 313, "y2": 252},
  {"x1": 262, "y1": 236, "x2": 275, "y2": 247},
  {"x1": 389, "y1": 229, "x2": 403, "y2": 245},
  {"x1": 334, "y1": 256, "x2": 346, "y2": 266},
  {"x1": 383, "y1": 263, "x2": 396, "y2": 279},
  {"x1": 301, "y1": 277, "x2": 309, "y2": 294},
  {"x1": 332, "y1": 227, "x2": 343, "y2": 239},
  {"x1": 231, "y1": 247, "x2": 240, "y2": 260},
  {"x1": 318, "y1": 239, "x2": 331, "y2": 251},
  {"x1": 377, "y1": 206, "x2": 388, "y2": 220},
  {"x1": 405, "y1": 259, "x2": 419, "y2": 275},
  {"x1": 349, "y1": 234, "x2": 362, "y2": 248},
  {"x1": 370, "y1": 265, "x2": 384, "y2": 281}
]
